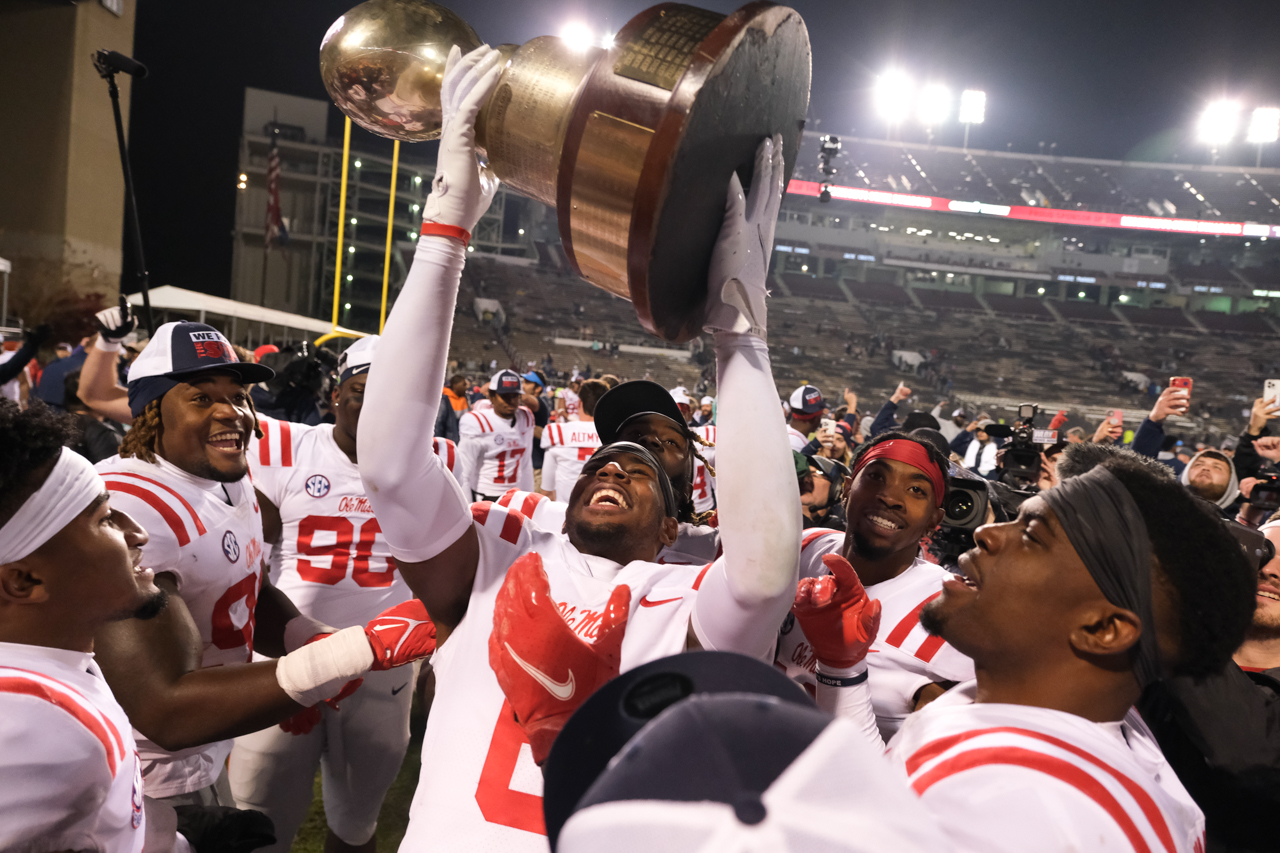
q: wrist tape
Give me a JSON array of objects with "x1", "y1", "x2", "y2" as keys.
[{"x1": 275, "y1": 626, "x2": 374, "y2": 707}]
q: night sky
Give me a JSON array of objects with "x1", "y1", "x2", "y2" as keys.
[{"x1": 127, "y1": 0, "x2": 1280, "y2": 297}]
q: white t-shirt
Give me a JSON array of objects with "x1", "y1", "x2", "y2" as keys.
[
  {"x1": 888, "y1": 682, "x2": 1205, "y2": 853},
  {"x1": 251, "y1": 418, "x2": 457, "y2": 628},
  {"x1": 96, "y1": 454, "x2": 265, "y2": 797},
  {"x1": 0, "y1": 642, "x2": 145, "y2": 852},
  {"x1": 787, "y1": 425, "x2": 810, "y2": 452},
  {"x1": 539, "y1": 420, "x2": 601, "y2": 500},
  {"x1": 691, "y1": 424, "x2": 717, "y2": 515},
  {"x1": 458, "y1": 406, "x2": 536, "y2": 498},
  {"x1": 775, "y1": 529, "x2": 975, "y2": 741},
  {"x1": 398, "y1": 501, "x2": 707, "y2": 851}
]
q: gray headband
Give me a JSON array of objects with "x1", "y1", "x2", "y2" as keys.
[{"x1": 1039, "y1": 465, "x2": 1161, "y2": 688}]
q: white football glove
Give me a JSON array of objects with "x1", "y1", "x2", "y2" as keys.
[
  {"x1": 420, "y1": 45, "x2": 503, "y2": 234},
  {"x1": 702, "y1": 134, "x2": 786, "y2": 340},
  {"x1": 94, "y1": 295, "x2": 137, "y2": 351}
]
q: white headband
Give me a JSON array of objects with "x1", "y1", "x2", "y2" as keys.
[{"x1": 0, "y1": 447, "x2": 105, "y2": 565}]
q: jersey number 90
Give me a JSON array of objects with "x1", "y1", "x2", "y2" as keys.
[{"x1": 296, "y1": 515, "x2": 397, "y2": 587}]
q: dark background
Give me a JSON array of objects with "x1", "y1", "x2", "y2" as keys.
[{"x1": 126, "y1": 0, "x2": 1280, "y2": 297}]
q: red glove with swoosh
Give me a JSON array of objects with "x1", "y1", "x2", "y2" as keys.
[
  {"x1": 365, "y1": 599, "x2": 438, "y2": 671},
  {"x1": 489, "y1": 552, "x2": 630, "y2": 764},
  {"x1": 279, "y1": 634, "x2": 365, "y2": 736},
  {"x1": 792, "y1": 554, "x2": 882, "y2": 668}
]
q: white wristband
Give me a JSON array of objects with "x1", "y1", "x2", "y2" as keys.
[
  {"x1": 283, "y1": 613, "x2": 336, "y2": 653},
  {"x1": 275, "y1": 626, "x2": 374, "y2": 707},
  {"x1": 94, "y1": 336, "x2": 123, "y2": 353}
]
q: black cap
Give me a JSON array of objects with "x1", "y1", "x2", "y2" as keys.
[
  {"x1": 594, "y1": 380, "x2": 689, "y2": 444},
  {"x1": 542, "y1": 651, "x2": 813, "y2": 849}
]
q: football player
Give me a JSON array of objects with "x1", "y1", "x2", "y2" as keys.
[{"x1": 458, "y1": 368, "x2": 536, "y2": 500}]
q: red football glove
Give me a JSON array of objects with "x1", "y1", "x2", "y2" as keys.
[
  {"x1": 488, "y1": 552, "x2": 629, "y2": 765},
  {"x1": 365, "y1": 599, "x2": 438, "y2": 671},
  {"x1": 278, "y1": 634, "x2": 365, "y2": 735},
  {"x1": 792, "y1": 554, "x2": 882, "y2": 669}
]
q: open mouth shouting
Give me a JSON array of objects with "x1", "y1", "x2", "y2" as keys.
[{"x1": 587, "y1": 486, "x2": 630, "y2": 511}]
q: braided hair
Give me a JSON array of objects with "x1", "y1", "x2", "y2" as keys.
[
  {"x1": 686, "y1": 429, "x2": 717, "y2": 526},
  {"x1": 119, "y1": 392, "x2": 264, "y2": 464}
]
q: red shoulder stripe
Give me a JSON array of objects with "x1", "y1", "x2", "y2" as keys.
[
  {"x1": 884, "y1": 592, "x2": 942, "y2": 648},
  {"x1": 520, "y1": 492, "x2": 545, "y2": 518},
  {"x1": 259, "y1": 419, "x2": 272, "y2": 465},
  {"x1": 801, "y1": 529, "x2": 835, "y2": 552},
  {"x1": 916, "y1": 633, "x2": 947, "y2": 662},
  {"x1": 279, "y1": 421, "x2": 293, "y2": 467},
  {"x1": 906, "y1": 727, "x2": 1175, "y2": 853},
  {"x1": 0, "y1": 676, "x2": 122, "y2": 776},
  {"x1": 496, "y1": 491, "x2": 517, "y2": 508},
  {"x1": 104, "y1": 480, "x2": 192, "y2": 546},
  {"x1": 498, "y1": 507, "x2": 524, "y2": 544},
  {"x1": 100, "y1": 472, "x2": 206, "y2": 536},
  {"x1": 471, "y1": 502, "x2": 493, "y2": 525},
  {"x1": 911, "y1": 746, "x2": 1158, "y2": 853},
  {"x1": 445, "y1": 439, "x2": 456, "y2": 471},
  {"x1": 692, "y1": 563, "x2": 713, "y2": 590}
]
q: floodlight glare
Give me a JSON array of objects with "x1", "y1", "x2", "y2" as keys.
[
  {"x1": 916, "y1": 84, "x2": 950, "y2": 127},
  {"x1": 1197, "y1": 100, "x2": 1240, "y2": 145},
  {"x1": 560, "y1": 22, "x2": 594, "y2": 52},
  {"x1": 873, "y1": 69, "x2": 913, "y2": 124},
  {"x1": 1247, "y1": 107, "x2": 1280, "y2": 144},
  {"x1": 601, "y1": 30, "x2": 615, "y2": 49},
  {"x1": 958, "y1": 89, "x2": 986, "y2": 125}
]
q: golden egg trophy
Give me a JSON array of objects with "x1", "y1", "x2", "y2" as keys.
[{"x1": 321, "y1": 0, "x2": 810, "y2": 342}]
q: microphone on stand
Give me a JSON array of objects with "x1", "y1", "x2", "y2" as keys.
[{"x1": 93, "y1": 49, "x2": 148, "y2": 79}]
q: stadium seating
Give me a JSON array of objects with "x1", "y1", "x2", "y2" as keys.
[
  {"x1": 1116, "y1": 306, "x2": 1197, "y2": 330},
  {"x1": 1053, "y1": 300, "x2": 1122, "y2": 323}
]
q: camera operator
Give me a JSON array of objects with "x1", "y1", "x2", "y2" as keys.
[
  {"x1": 1229, "y1": 396, "x2": 1280, "y2": 483},
  {"x1": 869, "y1": 382, "x2": 941, "y2": 438},
  {"x1": 954, "y1": 417, "x2": 998, "y2": 476},
  {"x1": 253, "y1": 345, "x2": 337, "y2": 426},
  {"x1": 799, "y1": 453, "x2": 849, "y2": 530}
]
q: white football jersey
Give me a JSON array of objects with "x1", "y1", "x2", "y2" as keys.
[
  {"x1": 458, "y1": 406, "x2": 536, "y2": 498},
  {"x1": 399, "y1": 502, "x2": 710, "y2": 852},
  {"x1": 494, "y1": 489, "x2": 721, "y2": 567},
  {"x1": 96, "y1": 453, "x2": 265, "y2": 798},
  {"x1": 560, "y1": 388, "x2": 581, "y2": 419},
  {"x1": 539, "y1": 420, "x2": 601, "y2": 500},
  {"x1": 691, "y1": 424, "x2": 717, "y2": 515},
  {"x1": 0, "y1": 642, "x2": 145, "y2": 852},
  {"x1": 775, "y1": 529, "x2": 975, "y2": 741},
  {"x1": 787, "y1": 425, "x2": 810, "y2": 453},
  {"x1": 252, "y1": 418, "x2": 456, "y2": 629},
  {"x1": 888, "y1": 683, "x2": 1205, "y2": 853}
]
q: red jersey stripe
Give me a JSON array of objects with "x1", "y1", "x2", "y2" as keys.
[
  {"x1": 259, "y1": 419, "x2": 272, "y2": 465},
  {"x1": 279, "y1": 421, "x2": 293, "y2": 467},
  {"x1": 801, "y1": 529, "x2": 835, "y2": 552},
  {"x1": 0, "y1": 676, "x2": 122, "y2": 776},
  {"x1": 520, "y1": 492, "x2": 545, "y2": 518},
  {"x1": 496, "y1": 491, "x2": 516, "y2": 508},
  {"x1": 100, "y1": 472, "x2": 206, "y2": 536},
  {"x1": 692, "y1": 563, "x2": 713, "y2": 590},
  {"x1": 906, "y1": 726, "x2": 1176, "y2": 853},
  {"x1": 104, "y1": 480, "x2": 192, "y2": 546},
  {"x1": 916, "y1": 633, "x2": 947, "y2": 663},
  {"x1": 884, "y1": 592, "x2": 942, "y2": 648},
  {"x1": 445, "y1": 439, "x2": 456, "y2": 471},
  {"x1": 911, "y1": 746, "x2": 1157, "y2": 853},
  {"x1": 471, "y1": 502, "x2": 492, "y2": 525},
  {"x1": 498, "y1": 508, "x2": 524, "y2": 545}
]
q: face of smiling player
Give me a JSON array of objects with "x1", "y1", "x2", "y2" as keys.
[
  {"x1": 157, "y1": 372, "x2": 256, "y2": 483},
  {"x1": 564, "y1": 452, "x2": 678, "y2": 565}
]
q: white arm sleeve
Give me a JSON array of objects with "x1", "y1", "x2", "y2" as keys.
[
  {"x1": 814, "y1": 661, "x2": 883, "y2": 748},
  {"x1": 358, "y1": 236, "x2": 474, "y2": 562},
  {"x1": 691, "y1": 332, "x2": 801, "y2": 660}
]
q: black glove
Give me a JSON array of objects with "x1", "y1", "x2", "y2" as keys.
[
  {"x1": 172, "y1": 805, "x2": 276, "y2": 853},
  {"x1": 23, "y1": 324, "x2": 52, "y2": 349},
  {"x1": 93, "y1": 294, "x2": 137, "y2": 345}
]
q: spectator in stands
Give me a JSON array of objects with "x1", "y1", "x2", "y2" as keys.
[
  {"x1": 932, "y1": 404, "x2": 966, "y2": 442},
  {"x1": 62, "y1": 371, "x2": 124, "y2": 463},
  {"x1": 33, "y1": 336, "x2": 90, "y2": 410},
  {"x1": 1178, "y1": 450, "x2": 1240, "y2": 515},
  {"x1": 1155, "y1": 435, "x2": 1185, "y2": 474},
  {"x1": 692, "y1": 395, "x2": 715, "y2": 427},
  {"x1": 0, "y1": 325, "x2": 50, "y2": 401},
  {"x1": 955, "y1": 417, "x2": 998, "y2": 476},
  {"x1": 870, "y1": 383, "x2": 940, "y2": 437},
  {"x1": 785, "y1": 384, "x2": 826, "y2": 451},
  {"x1": 435, "y1": 373, "x2": 471, "y2": 443},
  {"x1": 1131, "y1": 383, "x2": 1192, "y2": 470},
  {"x1": 1065, "y1": 426, "x2": 1088, "y2": 444},
  {"x1": 800, "y1": 453, "x2": 848, "y2": 530},
  {"x1": 1228, "y1": 396, "x2": 1280, "y2": 483},
  {"x1": 521, "y1": 370, "x2": 552, "y2": 486}
]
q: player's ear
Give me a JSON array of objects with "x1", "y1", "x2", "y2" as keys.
[
  {"x1": 0, "y1": 563, "x2": 50, "y2": 604},
  {"x1": 1070, "y1": 604, "x2": 1142, "y2": 659},
  {"x1": 659, "y1": 515, "x2": 679, "y2": 547}
]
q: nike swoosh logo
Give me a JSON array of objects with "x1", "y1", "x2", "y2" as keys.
[
  {"x1": 639, "y1": 596, "x2": 682, "y2": 607},
  {"x1": 391, "y1": 683, "x2": 408, "y2": 695},
  {"x1": 504, "y1": 642, "x2": 575, "y2": 701}
]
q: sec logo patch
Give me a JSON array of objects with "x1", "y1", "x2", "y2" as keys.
[
  {"x1": 305, "y1": 474, "x2": 331, "y2": 498},
  {"x1": 222, "y1": 531, "x2": 240, "y2": 563}
]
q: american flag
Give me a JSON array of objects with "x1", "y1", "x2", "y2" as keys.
[{"x1": 265, "y1": 130, "x2": 289, "y2": 249}]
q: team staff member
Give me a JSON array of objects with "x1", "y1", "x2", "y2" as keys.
[
  {"x1": 92, "y1": 323, "x2": 438, "y2": 808},
  {"x1": 775, "y1": 431, "x2": 974, "y2": 740},
  {"x1": 231, "y1": 336, "x2": 455, "y2": 853},
  {"x1": 358, "y1": 44, "x2": 800, "y2": 850},
  {"x1": 457, "y1": 368, "x2": 536, "y2": 500}
]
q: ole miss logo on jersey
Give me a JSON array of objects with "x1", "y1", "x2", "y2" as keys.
[{"x1": 305, "y1": 474, "x2": 331, "y2": 498}]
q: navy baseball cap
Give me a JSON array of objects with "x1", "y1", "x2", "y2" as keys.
[
  {"x1": 521, "y1": 371, "x2": 546, "y2": 388},
  {"x1": 787, "y1": 385, "x2": 826, "y2": 416},
  {"x1": 126, "y1": 322, "x2": 274, "y2": 418},
  {"x1": 338, "y1": 335, "x2": 379, "y2": 385},
  {"x1": 489, "y1": 369, "x2": 523, "y2": 394},
  {"x1": 595, "y1": 380, "x2": 690, "y2": 444}
]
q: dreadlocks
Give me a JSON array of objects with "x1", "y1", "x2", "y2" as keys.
[
  {"x1": 119, "y1": 393, "x2": 264, "y2": 464},
  {"x1": 687, "y1": 430, "x2": 717, "y2": 526}
]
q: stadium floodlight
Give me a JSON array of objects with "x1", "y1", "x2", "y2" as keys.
[
  {"x1": 601, "y1": 30, "x2": 615, "y2": 49},
  {"x1": 916, "y1": 84, "x2": 950, "y2": 128},
  {"x1": 1197, "y1": 100, "x2": 1240, "y2": 160},
  {"x1": 560, "y1": 22, "x2": 594, "y2": 52},
  {"x1": 959, "y1": 89, "x2": 985, "y2": 148},
  {"x1": 1248, "y1": 107, "x2": 1280, "y2": 166},
  {"x1": 873, "y1": 69, "x2": 913, "y2": 130}
]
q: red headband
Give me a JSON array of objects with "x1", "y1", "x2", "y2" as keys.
[{"x1": 853, "y1": 440, "x2": 946, "y2": 507}]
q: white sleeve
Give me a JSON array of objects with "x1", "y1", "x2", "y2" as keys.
[
  {"x1": 541, "y1": 447, "x2": 560, "y2": 496},
  {"x1": 518, "y1": 429, "x2": 535, "y2": 492},
  {"x1": 813, "y1": 661, "x2": 883, "y2": 748},
  {"x1": 456, "y1": 415, "x2": 486, "y2": 497},
  {"x1": 691, "y1": 333, "x2": 801, "y2": 660},
  {"x1": 358, "y1": 236, "x2": 474, "y2": 562}
]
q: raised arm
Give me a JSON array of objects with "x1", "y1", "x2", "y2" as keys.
[
  {"x1": 80, "y1": 298, "x2": 138, "y2": 424},
  {"x1": 357, "y1": 45, "x2": 503, "y2": 633},
  {"x1": 692, "y1": 136, "x2": 802, "y2": 660}
]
